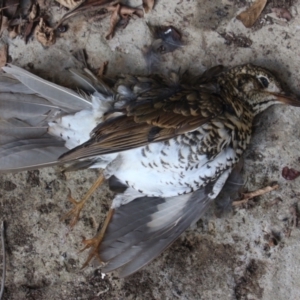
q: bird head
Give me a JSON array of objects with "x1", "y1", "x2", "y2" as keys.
[{"x1": 218, "y1": 64, "x2": 300, "y2": 116}]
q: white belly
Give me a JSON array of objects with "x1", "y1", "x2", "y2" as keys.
[{"x1": 105, "y1": 138, "x2": 236, "y2": 198}]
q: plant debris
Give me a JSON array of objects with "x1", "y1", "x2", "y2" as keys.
[
  {"x1": 0, "y1": 45, "x2": 8, "y2": 68},
  {"x1": 282, "y1": 166, "x2": 300, "y2": 180},
  {"x1": 143, "y1": 0, "x2": 155, "y2": 13},
  {"x1": 232, "y1": 184, "x2": 279, "y2": 206},
  {"x1": 23, "y1": 4, "x2": 38, "y2": 43},
  {"x1": 290, "y1": 204, "x2": 299, "y2": 228},
  {"x1": 0, "y1": 221, "x2": 6, "y2": 300},
  {"x1": 55, "y1": 0, "x2": 143, "y2": 41},
  {"x1": 2, "y1": 0, "x2": 19, "y2": 18},
  {"x1": 0, "y1": 0, "x2": 20, "y2": 37},
  {"x1": 56, "y1": 0, "x2": 85, "y2": 10},
  {"x1": 144, "y1": 24, "x2": 183, "y2": 71},
  {"x1": 220, "y1": 32, "x2": 252, "y2": 48},
  {"x1": 1, "y1": 0, "x2": 147, "y2": 45},
  {"x1": 236, "y1": 0, "x2": 267, "y2": 28},
  {"x1": 0, "y1": 16, "x2": 9, "y2": 37},
  {"x1": 0, "y1": 1, "x2": 41, "y2": 43},
  {"x1": 271, "y1": 8, "x2": 292, "y2": 21},
  {"x1": 105, "y1": 3, "x2": 143, "y2": 39},
  {"x1": 97, "y1": 61, "x2": 108, "y2": 77},
  {"x1": 285, "y1": 203, "x2": 299, "y2": 237},
  {"x1": 105, "y1": 4, "x2": 121, "y2": 39},
  {"x1": 35, "y1": 18, "x2": 56, "y2": 47},
  {"x1": 263, "y1": 230, "x2": 280, "y2": 248}
]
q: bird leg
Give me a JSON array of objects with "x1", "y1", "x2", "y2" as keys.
[
  {"x1": 61, "y1": 173, "x2": 105, "y2": 228},
  {"x1": 80, "y1": 208, "x2": 115, "y2": 268}
]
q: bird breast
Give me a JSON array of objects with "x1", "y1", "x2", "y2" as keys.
[{"x1": 104, "y1": 116, "x2": 250, "y2": 199}]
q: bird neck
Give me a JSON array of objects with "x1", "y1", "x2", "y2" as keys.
[
  {"x1": 218, "y1": 79, "x2": 276, "y2": 118},
  {"x1": 244, "y1": 92, "x2": 280, "y2": 116}
]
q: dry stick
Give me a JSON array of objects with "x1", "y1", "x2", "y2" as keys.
[
  {"x1": 0, "y1": 221, "x2": 5, "y2": 300},
  {"x1": 0, "y1": 3, "x2": 19, "y2": 11},
  {"x1": 232, "y1": 184, "x2": 279, "y2": 206},
  {"x1": 289, "y1": 204, "x2": 298, "y2": 228}
]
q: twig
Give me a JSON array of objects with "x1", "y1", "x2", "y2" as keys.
[
  {"x1": 285, "y1": 204, "x2": 299, "y2": 237},
  {"x1": 232, "y1": 184, "x2": 279, "y2": 206},
  {"x1": 290, "y1": 204, "x2": 299, "y2": 228},
  {"x1": 0, "y1": 221, "x2": 6, "y2": 300},
  {"x1": 0, "y1": 3, "x2": 19, "y2": 11}
]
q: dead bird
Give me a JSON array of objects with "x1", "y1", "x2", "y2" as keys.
[{"x1": 0, "y1": 63, "x2": 299, "y2": 277}]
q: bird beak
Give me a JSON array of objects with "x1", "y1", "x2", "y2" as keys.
[{"x1": 269, "y1": 92, "x2": 300, "y2": 107}]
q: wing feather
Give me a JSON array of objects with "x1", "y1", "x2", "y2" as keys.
[
  {"x1": 99, "y1": 187, "x2": 213, "y2": 277},
  {"x1": 59, "y1": 72, "x2": 224, "y2": 162}
]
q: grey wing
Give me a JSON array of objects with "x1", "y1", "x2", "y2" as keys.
[
  {"x1": 99, "y1": 186, "x2": 213, "y2": 277},
  {"x1": 0, "y1": 65, "x2": 98, "y2": 172}
]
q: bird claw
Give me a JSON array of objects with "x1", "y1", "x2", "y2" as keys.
[
  {"x1": 80, "y1": 237, "x2": 103, "y2": 269},
  {"x1": 61, "y1": 174, "x2": 105, "y2": 228},
  {"x1": 79, "y1": 208, "x2": 114, "y2": 268},
  {"x1": 80, "y1": 236, "x2": 98, "y2": 253},
  {"x1": 60, "y1": 189, "x2": 84, "y2": 228}
]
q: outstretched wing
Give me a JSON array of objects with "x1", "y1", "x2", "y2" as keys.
[
  {"x1": 99, "y1": 186, "x2": 213, "y2": 277},
  {"x1": 98, "y1": 161, "x2": 243, "y2": 277},
  {"x1": 59, "y1": 72, "x2": 225, "y2": 162}
]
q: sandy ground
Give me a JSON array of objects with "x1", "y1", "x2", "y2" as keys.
[{"x1": 1, "y1": 0, "x2": 300, "y2": 299}]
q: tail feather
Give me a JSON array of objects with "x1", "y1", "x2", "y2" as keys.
[
  {"x1": 0, "y1": 119, "x2": 48, "y2": 143},
  {"x1": 0, "y1": 64, "x2": 115, "y2": 173},
  {"x1": 0, "y1": 93, "x2": 59, "y2": 120},
  {"x1": 0, "y1": 138, "x2": 66, "y2": 172},
  {"x1": 2, "y1": 65, "x2": 92, "y2": 112},
  {"x1": 0, "y1": 74, "x2": 36, "y2": 94},
  {"x1": 0, "y1": 65, "x2": 94, "y2": 172}
]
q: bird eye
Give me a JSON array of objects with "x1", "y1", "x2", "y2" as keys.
[{"x1": 258, "y1": 76, "x2": 269, "y2": 88}]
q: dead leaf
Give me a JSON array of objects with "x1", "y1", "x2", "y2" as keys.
[
  {"x1": 220, "y1": 32, "x2": 252, "y2": 48},
  {"x1": 236, "y1": 0, "x2": 267, "y2": 28},
  {"x1": 29, "y1": 4, "x2": 38, "y2": 20},
  {"x1": 0, "y1": 15, "x2": 9, "y2": 37},
  {"x1": 105, "y1": 4, "x2": 144, "y2": 39},
  {"x1": 8, "y1": 25, "x2": 18, "y2": 39},
  {"x1": 55, "y1": 0, "x2": 119, "y2": 29},
  {"x1": 105, "y1": 4, "x2": 120, "y2": 40},
  {"x1": 55, "y1": 0, "x2": 85, "y2": 10},
  {"x1": 55, "y1": 0, "x2": 142, "y2": 40},
  {"x1": 119, "y1": 5, "x2": 144, "y2": 18},
  {"x1": 37, "y1": 0, "x2": 49, "y2": 10},
  {"x1": 97, "y1": 61, "x2": 108, "y2": 77},
  {"x1": 35, "y1": 18, "x2": 56, "y2": 47},
  {"x1": 23, "y1": 4, "x2": 38, "y2": 43},
  {"x1": 143, "y1": 0, "x2": 155, "y2": 13},
  {"x1": 24, "y1": 21, "x2": 34, "y2": 43},
  {"x1": 0, "y1": 45, "x2": 8, "y2": 68},
  {"x1": 271, "y1": 8, "x2": 292, "y2": 21}
]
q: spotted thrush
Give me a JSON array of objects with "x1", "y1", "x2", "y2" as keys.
[{"x1": 0, "y1": 63, "x2": 299, "y2": 277}]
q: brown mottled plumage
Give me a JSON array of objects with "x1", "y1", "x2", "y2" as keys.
[{"x1": 0, "y1": 64, "x2": 299, "y2": 277}]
